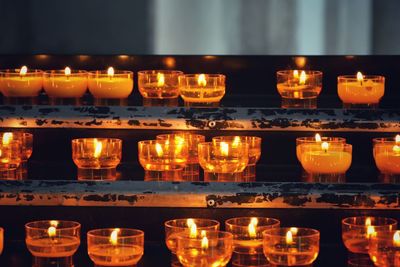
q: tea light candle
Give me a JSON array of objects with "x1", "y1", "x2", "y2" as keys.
[
  {"x1": 342, "y1": 216, "x2": 397, "y2": 254},
  {"x1": 369, "y1": 230, "x2": 400, "y2": 267},
  {"x1": 176, "y1": 230, "x2": 233, "y2": 267},
  {"x1": 87, "y1": 228, "x2": 144, "y2": 266},
  {"x1": 373, "y1": 135, "x2": 400, "y2": 182},
  {"x1": 165, "y1": 218, "x2": 220, "y2": 254},
  {"x1": 0, "y1": 133, "x2": 22, "y2": 180},
  {"x1": 263, "y1": 227, "x2": 320, "y2": 266},
  {"x1": 138, "y1": 70, "x2": 183, "y2": 99},
  {"x1": 43, "y1": 67, "x2": 88, "y2": 99},
  {"x1": 88, "y1": 67, "x2": 133, "y2": 101},
  {"x1": 72, "y1": 138, "x2": 122, "y2": 181},
  {"x1": 338, "y1": 72, "x2": 385, "y2": 108},
  {"x1": 25, "y1": 220, "x2": 81, "y2": 258},
  {"x1": 276, "y1": 70, "x2": 322, "y2": 108},
  {"x1": 179, "y1": 74, "x2": 225, "y2": 106},
  {"x1": 0, "y1": 66, "x2": 43, "y2": 97},
  {"x1": 198, "y1": 141, "x2": 249, "y2": 182},
  {"x1": 225, "y1": 217, "x2": 280, "y2": 255}
]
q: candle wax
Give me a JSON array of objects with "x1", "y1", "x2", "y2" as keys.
[
  {"x1": 26, "y1": 236, "x2": 80, "y2": 258},
  {"x1": 301, "y1": 150, "x2": 352, "y2": 174},
  {"x1": 342, "y1": 232, "x2": 370, "y2": 254},
  {"x1": 88, "y1": 77, "x2": 133, "y2": 98},
  {"x1": 180, "y1": 86, "x2": 225, "y2": 103},
  {"x1": 338, "y1": 80, "x2": 384, "y2": 104},
  {"x1": 88, "y1": 244, "x2": 143, "y2": 266},
  {"x1": 375, "y1": 152, "x2": 400, "y2": 174},
  {"x1": 140, "y1": 83, "x2": 179, "y2": 98},
  {"x1": 266, "y1": 247, "x2": 318, "y2": 266},
  {"x1": 234, "y1": 239, "x2": 263, "y2": 254},
  {"x1": 178, "y1": 248, "x2": 231, "y2": 267},
  {"x1": 43, "y1": 76, "x2": 87, "y2": 98},
  {"x1": 200, "y1": 158, "x2": 247, "y2": 173},
  {"x1": 1, "y1": 76, "x2": 42, "y2": 97},
  {"x1": 277, "y1": 83, "x2": 321, "y2": 99}
]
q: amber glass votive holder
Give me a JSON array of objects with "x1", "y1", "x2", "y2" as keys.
[
  {"x1": 88, "y1": 70, "x2": 133, "y2": 106},
  {"x1": 72, "y1": 138, "x2": 122, "y2": 181},
  {"x1": 179, "y1": 74, "x2": 225, "y2": 107},
  {"x1": 43, "y1": 70, "x2": 88, "y2": 105},
  {"x1": 25, "y1": 220, "x2": 81, "y2": 267},
  {"x1": 157, "y1": 133, "x2": 205, "y2": 181},
  {"x1": 165, "y1": 218, "x2": 220, "y2": 255},
  {"x1": 138, "y1": 70, "x2": 183, "y2": 106},
  {"x1": 263, "y1": 227, "x2": 320, "y2": 266},
  {"x1": 176, "y1": 230, "x2": 233, "y2": 267},
  {"x1": 138, "y1": 140, "x2": 188, "y2": 181},
  {"x1": 338, "y1": 75, "x2": 385, "y2": 109},
  {"x1": 0, "y1": 68, "x2": 43, "y2": 105},
  {"x1": 342, "y1": 216, "x2": 397, "y2": 254},
  {"x1": 299, "y1": 142, "x2": 352, "y2": 183},
  {"x1": 0, "y1": 139, "x2": 22, "y2": 180},
  {"x1": 277, "y1": 70, "x2": 322, "y2": 109},
  {"x1": 0, "y1": 228, "x2": 4, "y2": 255},
  {"x1": 373, "y1": 137, "x2": 400, "y2": 183},
  {"x1": 368, "y1": 230, "x2": 400, "y2": 267},
  {"x1": 213, "y1": 136, "x2": 261, "y2": 182},
  {"x1": 198, "y1": 141, "x2": 249, "y2": 182},
  {"x1": 87, "y1": 228, "x2": 144, "y2": 267},
  {"x1": 225, "y1": 217, "x2": 280, "y2": 255}
]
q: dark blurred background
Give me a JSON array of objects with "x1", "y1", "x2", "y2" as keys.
[{"x1": 1, "y1": 0, "x2": 399, "y2": 55}]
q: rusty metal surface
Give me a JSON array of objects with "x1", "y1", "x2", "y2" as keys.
[
  {"x1": 0, "y1": 180, "x2": 399, "y2": 209},
  {"x1": 1, "y1": 105, "x2": 400, "y2": 131}
]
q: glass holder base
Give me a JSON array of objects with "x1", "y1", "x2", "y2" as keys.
[
  {"x1": 144, "y1": 169, "x2": 184, "y2": 181},
  {"x1": 343, "y1": 102, "x2": 379, "y2": 109},
  {"x1": 242, "y1": 164, "x2": 256, "y2": 182},
  {"x1": 281, "y1": 97, "x2": 317, "y2": 109},
  {"x1": 305, "y1": 172, "x2": 346, "y2": 183},
  {"x1": 48, "y1": 97, "x2": 81, "y2": 106},
  {"x1": 94, "y1": 98, "x2": 127, "y2": 106},
  {"x1": 379, "y1": 173, "x2": 400, "y2": 183},
  {"x1": 142, "y1": 97, "x2": 178, "y2": 107},
  {"x1": 4, "y1": 96, "x2": 38, "y2": 105},
  {"x1": 231, "y1": 252, "x2": 269, "y2": 267},
  {"x1": 77, "y1": 167, "x2": 117, "y2": 181},
  {"x1": 184, "y1": 101, "x2": 219, "y2": 107},
  {"x1": 32, "y1": 256, "x2": 73, "y2": 267},
  {"x1": 204, "y1": 172, "x2": 244, "y2": 182}
]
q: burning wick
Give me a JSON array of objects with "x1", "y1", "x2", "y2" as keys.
[
  {"x1": 20, "y1": 66, "x2": 28, "y2": 78},
  {"x1": 65, "y1": 67, "x2": 71, "y2": 81},
  {"x1": 107, "y1": 67, "x2": 114, "y2": 81},
  {"x1": 357, "y1": 71, "x2": 364, "y2": 86},
  {"x1": 110, "y1": 228, "x2": 120, "y2": 245},
  {"x1": 321, "y1": 142, "x2": 329, "y2": 153}
]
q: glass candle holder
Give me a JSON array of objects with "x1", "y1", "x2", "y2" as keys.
[
  {"x1": 176, "y1": 230, "x2": 233, "y2": 267},
  {"x1": 25, "y1": 220, "x2": 81, "y2": 265},
  {"x1": 225, "y1": 217, "x2": 280, "y2": 255},
  {"x1": 138, "y1": 70, "x2": 183, "y2": 106},
  {"x1": 198, "y1": 141, "x2": 249, "y2": 182},
  {"x1": 277, "y1": 70, "x2": 322, "y2": 109},
  {"x1": 88, "y1": 68, "x2": 133, "y2": 106},
  {"x1": 165, "y1": 218, "x2": 220, "y2": 255},
  {"x1": 263, "y1": 227, "x2": 320, "y2": 266},
  {"x1": 373, "y1": 136, "x2": 400, "y2": 183},
  {"x1": 338, "y1": 73, "x2": 385, "y2": 109},
  {"x1": 0, "y1": 228, "x2": 3, "y2": 256},
  {"x1": 43, "y1": 68, "x2": 88, "y2": 105},
  {"x1": 87, "y1": 228, "x2": 144, "y2": 267},
  {"x1": 0, "y1": 136, "x2": 22, "y2": 180},
  {"x1": 0, "y1": 67, "x2": 43, "y2": 105},
  {"x1": 212, "y1": 136, "x2": 261, "y2": 182},
  {"x1": 157, "y1": 133, "x2": 205, "y2": 181},
  {"x1": 342, "y1": 216, "x2": 397, "y2": 254},
  {"x1": 231, "y1": 252, "x2": 270, "y2": 267},
  {"x1": 299, "y1": 141, "x2": 352, "y2": 183},
  {"x1": 138, "y1": 140, "x2": 188, "y2": 181},
  {"x1": 179, "y1": 74, "x2": 225, "y2": 107},
  {"x1": 72, "y1": 138, "x2": 122, "y2": 181},
  {"x1": 369, "y1": 230, "x2": 400, "y2": 267}
]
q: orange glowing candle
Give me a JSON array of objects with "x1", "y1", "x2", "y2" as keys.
[
  {"x1": 43, "y1": 67, "x2": 88, "y2": 98},
  {"x1": 0, "y1": 66, "x2": 43, "y2": 97}
]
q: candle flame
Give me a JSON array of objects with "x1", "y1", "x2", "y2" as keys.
[
  {"x1": 47, "y1": 226, "x2": 56, "y2": 237},
  {"x1": 393, "y1": 145, "x2": 400, "y2": 154},
  {"x1": 0, "y1": 149, "x2": 2, "y2": 157},
  {"x1": 357, "y1": 72, "x2": 364, "y2": 82},
  {"x1": 50, "y1": 220, "x2": 59, "y2": 227},
  {"x1": 2, "y1": 133, "x2": 13, "y2": 145},
  {"x1": 155, "y1": 143, "x2": 163, "y2": 157},
  {"x1": 366, "y1": 217, "x2": 372, "y2": 226},
  {"x1": 93, "y1": 139, "x2": 102, "y2": 158},
  {"x1": 189, "y1": 222, "x2": 197, "y2": 239},
  {"x1": 107, "y1": 67, "x2": 114, "y2": 77},
  {"x1": 157, "y1": 73, "x2": 165, "y2": 87},
  {"x1": 220, "y1": 142, "x2": 229, "y2": 157},
  {"x1": 232, "y1": 136, "x2": 241, "y2": 148},
  {"x1": 289, "y1": 227, "x2": 298, "y2": 235},
  {"x1": 393, "y1": 231, "x2": 400, "y2": 246},
  {"x1": 248, "y1": 218, "x2": 258, "y2": 238},
  {"x1": 299, "y1": 71, "x2": 307, "y2": 85},
  {"x1": 367, "y1": 225, "x2": 376, "y2": 238},
  {"x1": 321, "y1": 142, "x2": 329, "y2": 152},
  {"x1": 293, "y1": 70, "x2": 299, "y2": 79},
  {"x1": 187, "y1": 218, "x2": 195, "y2": 228},
  {"x1": 200, "y1": 230, "x2": 206, "y2": 238},
  {"x1": 315, "y1": 133, "x2": 322, "y2": 142},
  {"x1": 286, "y1": 230, "x2": 293, "y2": 244},
  {"x1": 110, "y1": 228, "x2": 120, "y2": 245},
  {"x1": 198, "y1": 74, "x2": 207, "y2": 87},
  {"x1": 20, "y1": 66, "x2": 28, "y2": 76},
  {"x1": 65, "y1": 67, "x2": 71, "y2": 76},
  {"x1": 395, "y1": 135, "x2": 400, "y2": 144},
  {"x1": 201, "y1": 236, "x2": 209, "y2": 249}
]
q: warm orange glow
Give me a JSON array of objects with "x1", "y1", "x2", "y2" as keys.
[
  {"x1": 289, "y1": 227, "x2": 298, "y2": 235},
  {"x1": 200, "y1": 230, "x2": 206, "y2": 238},
  {"x1": 367, "y1": 226, "x2": 376, "y2": 238},
  {"x1": 107, "y1": 67, "x2": 114, "y2": 77},
  {"x1": 50, "y1": 220, "x2": 59, "y2": 227},
  {"x1": 286, "y1": 230, "x2": 293, "y2": 244},
  {"x1": 299, "y1": 71, "x2": 307, "y2": 85},
  {"x1": 2, "y1": 133, "x2": 12, "y2": 145},
  {"x1": 315, "y1": 133, "x2": 322, "y2": 142},
  {"x1": 20, "y1": 66, "x2": 28, "y2": 76},
  {"x1": 65, "y1": 67, "x2": 71, "y2": 76},
  {"x1": 0, "y1": 149, "x2": 2, "y2": 157},
  {"x1": 248, "y1": 217, "x2": 258, "y2": 238},
  {"x1": 232, "y1": 136, "x2": 241, "y2": 148},
  {"x1": 187, "y1": 219, "x2": 195, "y2": 228},
  {"x1": 189, "y1": 222, "x2": 198, "y2": 239},
  {"x1": 293, "y1": 70, "x2": 299, "y2": 79},
  {"x1": 157, "y1": 73, "x2": 165, "y2": 87},
  {"x1": 201, "y1": 236, "x2": 209, "y2": 249},
  {"x1": 155, "y1": 143, "x2": 163, "y2": 157},
  {"x1": 357, "y1": 72, "x2": 364, "y2": 82},
  {"x1": 110, "y1": 228, "x2": 120, "y2": 245},
  {"x1": 393, "y1": 145, "x2": 400, "y2": 154},
  {"x1": 48, "y1": 226, "x2": 56, "y2": 237},
  {"x1": 396, "y1": 135, "x2": 400, "y2": 144},
  {"x1": 366, "y1": 217, "x2": 372, "y2": 226},
  {"x1": 393, "y1": 231, "x2": 400, "y2": 246},
  {"x1": 220, "y1": 142, "x2": 229, "y2": 157},
  {"x1": 198, "y1": 74, "x2": 207, "y2": 87},
  {"x1": 93, "y1": 139, "x2": 102, "y2": 158},
  {"x1": 321, "y1": 142, "x2": 329, "y2": 152}
]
